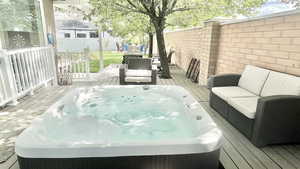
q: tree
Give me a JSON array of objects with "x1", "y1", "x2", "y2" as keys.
[
  {"x1": 89, "y1": 0, "x2": 269, "y2": 78},
  {"x1": 88, "y1": 1, "x2": 155, "y2": 57}
]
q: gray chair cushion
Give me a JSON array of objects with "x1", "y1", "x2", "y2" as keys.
[
  {"x1": 228, "y1": 97, "x2": 260, "y2": 119},
  {"x1": 212, "y1": 86, "x2": 257, "y2": 102},
  {"x1": 261, "y1": 71, "x2": 300, "y2": 97},
  {"x1": 238, "y1": 65, "x2": 270, "y2": 95}
]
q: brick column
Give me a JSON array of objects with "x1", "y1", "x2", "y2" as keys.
[{"x1": 198, "y1": 21, "x2": 220, "y2": 85}]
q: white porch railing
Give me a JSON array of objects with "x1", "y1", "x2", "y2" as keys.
[{"x1": 0, "y1": 47, "x2": 57, "y2": 107}]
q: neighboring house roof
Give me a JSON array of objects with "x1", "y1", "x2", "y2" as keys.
[{"x1": 56, "y1": 20, "x2": 97, "y2": 30}]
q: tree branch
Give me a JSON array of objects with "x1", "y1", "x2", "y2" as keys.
[
  {"x1": 115, "y1": 2, "x2": 148, "y2": 15},
  {"x1": 161, "y1": 0, "x2": 169, "y2": 17},
  {"x1": 167, "y1": 7, "x2": 197, "y2": 16},
  {"x1": 139, "y1": 0, "x2": 157, "y2": 18}
]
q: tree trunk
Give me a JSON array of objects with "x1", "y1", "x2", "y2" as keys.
[
  {"x1": 148, "y1": 32, "x2": 153, "y2": 58},
  {"x1": 154, "y1": 25, "x2": 171, "y2": 78},
  {"x1": 98, "y1": 29, "x2": 104, "y2": 71}
]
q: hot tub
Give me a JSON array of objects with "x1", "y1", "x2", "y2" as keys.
[{"x1": 15, "y1": 85, "x2": 223, "y2": 169}]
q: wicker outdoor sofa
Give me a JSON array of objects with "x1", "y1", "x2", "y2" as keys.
[
  {"x1": 208, "y1": 65, "x2": 300, "y2": 147},
  {"x1": 119, "y1": 58, "x2": 157, "y2": 85}
]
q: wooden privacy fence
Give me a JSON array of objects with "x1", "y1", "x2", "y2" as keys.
[
  {"x1": 57, "y1": 48, "x2": 90, "y2": 85},
  {"x1": 0, "y1": 47, "x2": 57, "y2": 107}
]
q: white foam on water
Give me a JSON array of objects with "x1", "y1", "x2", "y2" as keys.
[{"x1": 35, "y1": 86, "x2": 201, "y2": 145}]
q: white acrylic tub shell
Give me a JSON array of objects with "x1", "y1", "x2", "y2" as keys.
[{"x1": 15, "y1": 85, "x2": 223, "y2": 158}]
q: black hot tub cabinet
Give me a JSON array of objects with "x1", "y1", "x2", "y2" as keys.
[{"x1": 15, "y1": 86, "x2": 223, "y2": 169}]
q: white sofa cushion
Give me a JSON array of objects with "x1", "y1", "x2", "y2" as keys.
[
  {"x1": 126, "y1": 70, "x2": 152, "y2": 77},
  {"x1": 228, "y1": 97, "x2": 259, "y2": 119},
  {"x1": 212, "y1": 86, "x2": 257, "y2": 102},
  {"x1": 238, "y1": 65, "x2": 270, "y2": 95},
  {"x1": 261, "y1": 71, "x2": 300, "y2": 97},
  {"x1": 125, "y1": 76, "x2": 152, "y2": 83}
]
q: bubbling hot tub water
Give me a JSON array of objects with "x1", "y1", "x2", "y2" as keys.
[{"x1": 43, "y1": 86, "x2": 200, "y2": 144}]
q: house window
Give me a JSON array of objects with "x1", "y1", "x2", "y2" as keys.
[
  {"x1": 89, "y1": 32, "x2": 98, "y2": 38},
  {"x1": 0, "y1": 0, "x2": 45, "y2": 49},
  {"x1": 77, "y1": 33, "x2": 86, "y2": 38},
  {"x1": 64, "y1": 33, "x2": 71, "y2": 38}
]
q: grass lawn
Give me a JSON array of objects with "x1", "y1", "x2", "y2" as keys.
[{"x1": 89, "y1": 51, "x2": 123, "y2": 73}]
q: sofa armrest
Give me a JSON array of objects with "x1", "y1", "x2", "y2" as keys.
[
  {"x1": 119, "y1": 66, "x2": 127, "y2": 85},
  {"x1": 207, "y1": 74, "x2": 241, "y2": 90},
  {"x1": 151, "y1": 69, "x2": 157, "y2": 84},
  {"x1": 251, "y1": 95, "x2": 300, "y2": 147}
]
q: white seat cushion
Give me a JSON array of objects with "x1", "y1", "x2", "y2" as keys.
[
  {"x1": 212, "y1": 86, "x2": 257, "y2": 102},
  {"x1": 238, "y1": 65, "x2": 270, "y2": 95},
  {"x1": 126, "y1": 70, "x2": 152, "y2": 77},
  {"x1": 228, "y1": 97, "x2": 259, "y2": 119},
  {"x1": 125, "y1": 76, "x2": 152, "y2": 83},
  {"x1": 261, "y1": 71, "x2": 300, "y2": 97}
]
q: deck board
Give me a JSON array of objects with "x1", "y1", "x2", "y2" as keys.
[{"x1": 0, "y1": 66, "x2": 299, "y2": 169}]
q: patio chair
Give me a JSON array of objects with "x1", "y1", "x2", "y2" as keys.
[
  {"x1": 119, "y1": 58, "x2": 157, "y2": 85},
  {"x1": 122, "y1": 54, "x2": 143, "y2": 64}
]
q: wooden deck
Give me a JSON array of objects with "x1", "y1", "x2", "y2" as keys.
[{"x1": 1, "y1": 66, "x2": 300, "y2": 169}]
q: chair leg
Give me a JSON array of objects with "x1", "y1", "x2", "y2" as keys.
[{"x1": 152, "y1": 70, "x2": 157, "y2": 85}]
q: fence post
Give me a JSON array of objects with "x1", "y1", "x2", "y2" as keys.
[{"x1": 84, "y1": 47, "x2": 90, "y2": 80}]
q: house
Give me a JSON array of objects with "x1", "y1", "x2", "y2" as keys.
[{"x1": 55, "y1": 20, "x2": 121, "y2": 52}]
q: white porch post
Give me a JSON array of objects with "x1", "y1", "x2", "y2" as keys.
[{"x1": 38, "y1": 0, "x2": 49, "y2": 46}]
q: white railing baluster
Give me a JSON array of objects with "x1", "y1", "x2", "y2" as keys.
[
  {"x1": 20, "y1": 52, "x2": 30, "y2": 91},
  {"x1": 24, "y1": 50, "x2": 34, "y2": 95},
  {"x1": 28, "y1": 49, "x2": 36, "y2": 86},
  {"x1": 46, "y1": 48, "x2": 52, "y2": 79},
  {"x1": 19, "y1": 53, "x2": 27, "y2": 91},
  {"x1": 12, "y1": 54, "x2": 22, "y2": 93},
  {"x1": 0, "y1": 63, "x2": 7, "y2": 102},
  {"x1": 34, "y1": 50, "x2": 41, "y2": 84}
]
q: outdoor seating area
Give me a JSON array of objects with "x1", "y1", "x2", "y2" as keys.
[
  {"x1": 1, "y1": 66, "x2": 300, "y2": 169},
  {"x1": 119, "y1": 58, "x2": 157, "y2": 85},
  {"x1": 209, "y1": 65, "x2": 300, "y2": 147}
]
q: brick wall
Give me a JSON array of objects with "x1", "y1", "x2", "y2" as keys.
[
  {"x1": 159, "y1": 21, "x2": 220, "y2": 85},
  {"x1": 160, "y1": 10, "x2": 300, "y2": 84},
  {"x1": 164, "y1": 27, "x2": 204, "y2": 70},
  {"x1": 215, "y1": 12, "x2": 300, "y2": 76}
]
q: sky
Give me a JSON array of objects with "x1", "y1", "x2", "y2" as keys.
[{"x1": 257, "y1": 0, "x2": 296, "y2": 15}]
